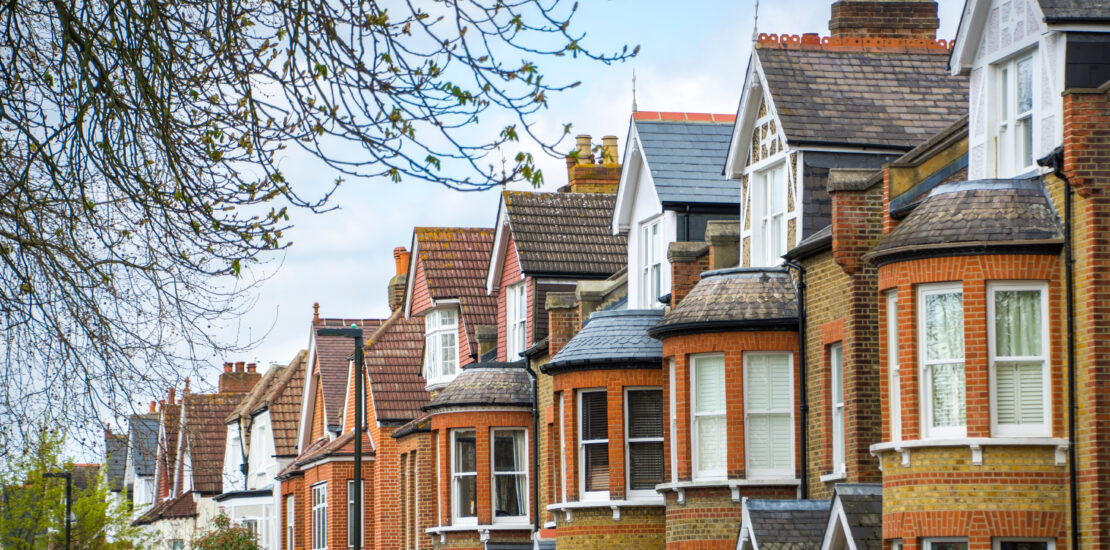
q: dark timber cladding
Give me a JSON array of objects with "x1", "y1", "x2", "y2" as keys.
[{"x1": 1065, "y1": 33, "x2": 1110, "y2": 88}]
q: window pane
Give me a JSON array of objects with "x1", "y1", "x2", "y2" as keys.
[
  {"x1": 455, "y1": 475, "x2": 476, "y2": 518},
  {"x1": 695, "y1": 357, "x2": 725, "y2": 413},
  {"x1": 1000, "y1": 542, "x2": 1048, "y2": 550},
  {"x1": 494, "y1": 431, "x2": 524, "y2": 472},
  {"x1": 494, "y1": 474, "x2": 525, "y2": 517},
  {"x1": 584, "y1": 443, "x2": 609, "y2": 492},
  {"x1": 697, "y1": 415, "x2": 726, "y2": 472},
  {"x1": 926, "y1": 292, "x2": 964, "y2": 361},
  {"x1": 929, "y1": 543, "x2": 968, "y2": 550},
  {"x1": 931, "y1": 363, "x2": 966, "y2": 427},
  {"x1": 628, "y1": 390, "x2": 663, "y2": 439},
  {"x1": 832, "y1": 344, "x2": 844, "y2": 403},
  {"x1": 629, "y1": 441, "x2": 664, "y2": 490},
  {"x1": 454, "y1": 431, "x2": 476, "y2": 473},
  {"x1": 996, "y1": 360, "x2": 1045, "y2": 424},
  {"x1": 1017, "y1": 57, "x2": 1033, "y2": 113},
  {"x1": 581, "y1": 392, "x2": 608, "y2": 441},
  {"x1": 995, "y1": 290, "x2": 1042, "y2": 357},
  {"x1": 1000, "y1": 67, "x2": 1009, "y2": 119}
]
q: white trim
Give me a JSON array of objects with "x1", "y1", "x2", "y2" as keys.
[
  {"x1": 425, "y1": 523, "x2": 533, "y2": 535},
  {"x1": 612, "y1": 123, "x2": 648, "y2": 235},
  {"x1": 870, "y1": 437, "x2": 1070, "y2": 467},
  {"x1": 624, "y1": 386, "x2": 665, "y2": 499},
  {"x1": 922, "y1": 537, "x2": 969, "y2": 550},
  {"x1": 918, "y1": 282, "x2": 966, "y2": 440},
  {"x1": 987, "y1": 281, "x2": 1051, "y2": 437},
  {"x1": 491, "y1": 427, "x2": 529, "y2": 525},
  {"x1": 424, "y1": 307, "x2": 460, "y2": 388},
  {"x1": 486, "y1": 196, "x2": 511, "y2": 294},
  {"x1": 659, "y1": 478, "x2": 801, "y2": 504},
  {"x1": 311, "y1": 482, "x2": 327, "y2": 550},
  {"x1": 450, "y1": 428, "x2": 478, "y2": 526},
  {"x1": 506, "y1": 282, "x2": 528, "y2": 359},
  {"x1": 559, "y1": 392, "x2": 568, "y2": 504},
  {"x1": 547, "y1": 497, "x2": 665, "y2": 523},
  {"x1": 888, "y1": 291, "x2": 901, "y2": 443},
  {"x1": 819, "y1": 471, "x2": 846, "y2": 483},
  {"x1": 668, "y1": 359, "x2": 678, "y2": 484},
  {"x1": 830, "y1": 342, "x2": 845, "y2": 475},
  {"x1": 989, "y1": 49, "x2": 1039, "y2": 178},
  {"x1": 819, "y1": 496, "x2": 857, "y2": 550},
  {"x1": 402, "y1": 233, "x2": 421, "y2": 319},
  {"x1": 346, "y1": 479, "x2": 365, "y2": 549},
  {"x1": 691, "y1": 354, "x2": 727, "y2": 481},
  {"x1": 578, "y1": 389, "x2": 610, "y2": 500}
]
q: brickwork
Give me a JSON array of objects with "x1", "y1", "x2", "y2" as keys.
[
  {"x1": 667, "y1": 244, "x2": 710, "y2": 309},
  {"x1": 553, "y1": 506, "x2": 665, "y2": 550},
  {"x1": 281, "y1": 475, "x2": 306, "y2": 550},
  {"x1": 533, "y1": 354, "x2": 555, "y2": 526},
  {"x1": 1063, "y1": 84, "x2": 1110, "y2": 549},
  {"x1": 398, "y1": 431, "x2": 435, "y2": 550},
  {"x1": 497, "y1": 232, "x2": 523, "y2": 362},
  {"x1": 299, "y1": 459, "x2": 376, "y2": 550},
  {"x1": 566, "y1": 164, "x2": 621, "y2": 195},
  {"x1": 663, "y1": 486, "x2": 795, "y2": 549},
  {"x1": 828, "y1": 1, "x2": 939, "y2": 40}
]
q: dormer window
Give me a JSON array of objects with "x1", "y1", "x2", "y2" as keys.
[
  {"x1": 424, "y1": 308, "x2": 458, "y2": 385},
  {"x1": 751, "y1": 163, "x2": 786, "y2": 266},
  {"x1": 993, "y1": 52, "x2": 1035, "y2": 177},
  {"x1": 506, "y1": 283, "x2": 527, "y2": 358},
  {"x1": 640, "y1": 218, "x2": 664, "y2": 307}
]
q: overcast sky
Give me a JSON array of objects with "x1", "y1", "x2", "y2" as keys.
[{"x1": 192, "y1": 0, "x2": 967, "y2": 390}]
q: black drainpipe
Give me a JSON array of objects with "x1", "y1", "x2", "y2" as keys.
[
  {"x1": 522, "y1": 358, "x2": 541, "y2": 541},
  {"x1": 1040, "y1": 149, "x2": 1078, "y2": 550},
  {"x1": 782, "y1": 260, "x2": 808, "y2": 499}
]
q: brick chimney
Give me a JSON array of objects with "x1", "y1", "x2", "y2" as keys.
[
  {"x1": 829, "y1": 0, "x2": 939, "y2": 40},
  {"x1": 705, "y1": 220, "x2": 740, "y2": 270},
  {"x1": 167, "y1": 387, "x2": 175, "y2": 405},
  {"x1": 545, "y1": 292, "x2": 580, "y2": 357},
  {"x1": 668, "y1": 242, "x2": 710, "y2": 309},
  {"x1": 219, "y1": 360, "x2": 262, "y2": 394},
  {"x1": 389, "y1": 247, "x2": 411, "y2": 311},
  {"x1": 560, "y1": 134, "x2": 621, "y2": 194}
]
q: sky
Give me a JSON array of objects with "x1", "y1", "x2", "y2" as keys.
[{"x1": 194, "y1": 0, "x2": 968, "y2": 390}]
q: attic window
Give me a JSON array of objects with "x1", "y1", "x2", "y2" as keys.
[
  {"x1": 424, "y1": 308, "x2": 458, "y2": 386},
  {"x1": 993, "y1": 52, "x2": 1036, "y2": 177}
]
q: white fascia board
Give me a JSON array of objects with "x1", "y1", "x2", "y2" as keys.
[
  {"x1": 739, "y1": 498, "x2": 758, "y2": 550},
  {"x1": 612, "y1": 121, "x2": 644, "y2": 235},
  {"x1": 295, "y1": 335, "x2": 318, "y2": 453},
  {"x1": 726, "y1": 52, "x2": 767, "y2": 178},
  {"x1": 403, "y1": 231, "x2": 420, "y2": 319},
  {"x1": 950, "y1": 0, "x2": 991, "y2": 75},
  {"x1": 486, "y1": 196, "x2": 511, "y2": 294},
  {"x1": 819, "y1": 496, "x2": 857, "y2": 550}
]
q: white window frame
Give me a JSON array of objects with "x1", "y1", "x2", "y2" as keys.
[
  {"x1": 830, "y1": 343, "x2": 845, "y2": 474},
  {"x1": 624, "y1": 387, "x2": 665, "y2": 498},
  {"x1": 347, "y1": 479, "x2": 365, "y2": 549},
  {"x1": 752, "y1": 162, "x2": 787, "y2": 266},
  {"x1": 311, "y1": 482, "x2": 327, "y2": 550},
  {"x1": 640, "y1": 217, "x2": 665, "y2": 308},
  {"x1": 668, "y1": 359, "x2": 678, "y2": 483},
  {"x1": 919, "y1": 283, "x2": 967, "y2": 439},
  {"x1": 424, "y1": 308, "x2": 459, "y2": 386},
  {"x1": 743, "y1": 352, "x2": 795, "y2": 479},
  {"x1": 450, "y1": 428, "x2": 478, "y2": 525},
  {"x1": 992, "y1": 538, "x2": 1054, "y2": 550},
  {"x1": 891, "y1": 540, "x2": 903, "y2": 550},
  {"x1": 691, "y1": 354, "x2": 728, "y2": 481},
  {"x1": 286, "y1": 494, "x2": 294, "y2": 550},
  {"x1": 888, "y1": 292, "x2": 901, "y2": 442},
  {"x1": 992, "y1": 49, "x2": 1037, "y2": 178},
  {"x1": 988, "y1": 281, "x2": 1051, "y2": 437},
  {"x1": 922, "y1": 538, "x2": 969, "y2": 550},
  {"x1": 491, "y1": 428, "x2": 529, "y2": 524},
  {"x1": 506, "y1": 282, "x2": 527, "y2": 359},
  {"x1": 559, "y1": 392, "x2": 567, "y2": 503},
  {"x1": 578, "y1": 389, "x2": 610, "y2": 500}
]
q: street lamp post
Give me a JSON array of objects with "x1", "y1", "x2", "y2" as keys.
[
  {"x1": 43, "y1": 471, "x2": 71, "y2": 550},
  {"x1": 316, "y1": 326, "x2": 364, "y2": 549}
]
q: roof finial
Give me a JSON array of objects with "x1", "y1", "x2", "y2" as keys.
[
  {"x1": 631, "y1": 69, "x2": 639, "y2": 113},
  {"x1": 752, "y1": 0, "x2": 760, "y2": 42},
  {"x1": 312, "y1": 302, "x2": 320, "y2": 323}
]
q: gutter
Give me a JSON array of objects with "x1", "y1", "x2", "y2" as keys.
[
  {"x1": 1038, "y1": 148, "x2": 1079, "y2": 550},
  {"x1": 782, "y1": 259, "x2": 808, "y2": 499}
]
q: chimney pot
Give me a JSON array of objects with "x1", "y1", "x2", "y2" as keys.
[
  {"x1": 235, "y1": 361, "x2": 246, "y2": 372},
  {"x1": 149, "y1": 401, "x2": 156, "y2": 414},
  {"x1": 183, "y1": 377, "x2": 190, "y2": 393},
  {"x1": 247, "y1": 363, "x2": 257, "y2": 373},
  {"x1": 167, "y1": 388, "x2": 175, "y2": 405},
  {"x1": 313, "y1": 302, "x2": 320, "y2": 323},
  {"x1": 601, "y1": 136, "x2": 619, "y2": 165},
  {"x1": 575, "y1": 135, "x2": 593, "y2": 165},
  {"x1": 224, "y1": 362, "x2": 233, "y2": 373},
  {"x1": 393, "y1": 247, "x2": 411, "y2": 276}
]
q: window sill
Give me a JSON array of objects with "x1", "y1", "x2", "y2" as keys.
[
  {"x1": 547, "y1": 497, "x2": 665, "y2": 522},
  {"x1": 819, "y1": 471, "x2": 846, "y2": 483},
  {"x1": 870, "y1": 437, "x2": 1069, "y2": 467},
  {"x1": 426, "y1": 523, "x2": 533, "y2": 543},
  {"x1": 655, "y1": 478, "x2": 801, "y2": 504}
]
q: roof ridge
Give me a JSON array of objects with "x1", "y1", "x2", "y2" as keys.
[
  {"x1": 756, "y1": 32, "x2": 952, "y2": 53},
  {"x1": 633, "y1": 111, "x2": 736, "y2": 123}
]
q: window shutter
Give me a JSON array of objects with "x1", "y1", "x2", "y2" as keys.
[
  {"x1": 697, "y1": 415, "x2": 726, "y2": 472},
  {"x1": 770, "y1": 414, "x2": 792, "y2": 469},
  {"x1": 695, "y1": 357, "x2": 725, "y2": 413},
  {"x1": 581, "y1": 392, "x2": 608, "y2": 441},
  {"x1": 628, "y1": 390, "x2": 663, "y2": 439},
  {"x1": 747, "y1": 415, "x2": 772, "y2": 470}
]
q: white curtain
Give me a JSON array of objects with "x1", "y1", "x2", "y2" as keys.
[
  {"x1": 926, "y1": 292, "x2": 965, "y2": 429},
  {"x1": 995, "y1": 290, "x2": 1044, "y2": 425}
]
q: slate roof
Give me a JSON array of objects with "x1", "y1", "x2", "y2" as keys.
[
  {"x1": 413, "y1": 227, "x2": 498, "y2": 348},
  {"x1": 425, "y1": 362, "x2": 532, "y2": 411},
  {"x1": 181, "y1": 392, "x2": 246, "y2": 495},
  {"x1": 72, "y1": 464, "x2": 100, "y2": 492},
  {"x1": 633, "y1": 113, "x2": 740, "y2": 206},
  {"x1": 315, "y1": 318, "x2": 382, "y2": 430},
  {"x1": 104, "y1": 432, "x2": 128, "y2": 492},
  {"x1": 651, "y1": 268, "x2": 798, "y2": 337},
  {"x1": 364, "y1": 309, "x2": 428, "y2": 425},
  {"x1": 784, "y1": 224, "x2": 833, "y2": 261},
  {"x1": 866, "y1": 179, "x2": 1064, "y2": 264},
  {"x1": 830, "y1": 484, "x2": 883, "y2": 550},
  {"x1": 756, "y1": 46, "x2": 967, "y2": 149},
  {"x1": 128, "y1": 414, "x2": 160, "y2": 477},
  {"x1": 502, "y1": 191, "x2": 627, "y2": 277},
  {"x1": 1039, "y1": 0, "x2": 1110, "y2": 22},
  {"x1": 266, "y1": 351, "x2": 308, "y2": 457},
  {"x1": 744, "y1": 499, "x2": 831, "y2": 550},
  {"x1": 544, "y1": 310, "x2": 664, "y2": 372}
]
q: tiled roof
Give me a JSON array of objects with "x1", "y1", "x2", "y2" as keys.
[
  {"x1": 544, "y1": 310, "x2": 664, "y2": 373},
  {"x1": 128, "y1": 414, "x2": 159, "y2": 477},
  {"x1": 226, "y1": 363, "x2": 285, "y2": 429},
  {"x1": 832, "y1": 484, "x2": 883, "y2": 550},
  {"x1": 414, "y1": 227, "x2": 498, "y2": 348},
  {"x1": 294, "y1": 431, "x2": 376, "y2": 467},
  {"x1": 157, "y1": 404, "x2": 181, "y2": 494},
  {"x1": 651, "y1": 268, "x2": 798, "y2": 337},
  {"x1": 866, "y1": 179, "x2": 1064, "y2": 264},
  {"x1": 364, "y1": 309, "x2": 428, "y2": 424},
  {"x1": 181, "y1": 392, "x2": 246, "y2": 495},
  {"x1": 503, "y1": 191, "x2": 627, "y2": 277},
  {"x1": 757, "y1": 45, "x2": 967, "y2": 149},
  {"x1": 633, "y1": 116, "x2": 739, "y2": 206},
  {"x1": 391, "y1": 414, "x2": 432, "y2": 440},
  {"x1": 1039, "y1": 0, "x2": 1110, "y2": 21},
  {"x1": 278, "y1": 436, "x2": 330, "y2": 479},
  {"x1": 104, "y1": 432, "x2": 128, "y2": 492},
  {"x1": 315, "y1": 318, "x2": 382, "y2": 429},
  {"x1": 426, "y1": 362, "x2": 532, "y2": 411},
  {"x1": 744, "y1": 499, "x2": 831, "y2": 550},
  {"x1": 134, "y1": 491, "x2": 197, "y2": 525},
  {"x1": 267, "y1": 351, "x2": 308, "y2": 457}
]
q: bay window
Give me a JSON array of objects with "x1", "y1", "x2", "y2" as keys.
[
  {"x1": 492, "y1": 429, "x2": 527, "y2": 522},
  {"x1": 579, "y1": 390, "x2": 609, "y2": 498},
  {"x1": 830, "y1": 343, "x2": 845, "y2": 474},
  {"x1": 347, "y1": 480, "x2": 364, "y2": 548},
  {"x1": 920, "y1": 284, "x2": 965, "y2": 439},
  {"x1": 452, "y1": 429, "x2": 477, "y2": 523},
  {"x1": 424, "y1": 308, "x2": 458, "y2": 385},
  {"x1": 752, "y1": 163, "x2": 787, "y2": 266},
  {"x1": 286, "y1": 494, "x2": 294, "y2": 550},
  {"x1": 626, "y1": 388, "x2": 664, "y2": 496},
  {"x1": 506, "y1": 283, "x2": 527, "y2": 358},
  {"x1": 994, "y1": 52, "x2": 1035, "y2": 177},
  {"x1": 311, "y1": 483, "x2": 327, "y2": 550},
  {"x1": 744, "y1": 352, "x2": 793, "y2": 478},
  {"x1": 640, "y1": 218, "x2": 664, "y2": 307},
  {"x1": 989, "y1": 282, "x2": 1050, "y2": 437},
  {"x1": 888, "y1": 292, "x2": 901, "y2": 442},
  {"x1": 692, "y1": 354, "x2": 726, "y2": 480}
]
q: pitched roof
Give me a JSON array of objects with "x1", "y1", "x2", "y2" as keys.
[
  {"x1": 181, "y1": 392, "x2": 246, "y2": 495},
  {"x1": 294, "y1": 430, "x2": 376, "y2": 467},
  {"x1": 71, "y1": 464, "x2": 100, "y2": 492},
  {"x1": 866, "y1": 179, "x2": 1064, "y2": 265},
  {"x1": 756, "y1": 45, "x2": 967, "y2": 149},
  {"x1": 651, "y1": 268, "x2": 798, "y2": 337},
  {"x1": 502, "y1": 191, "x2": 627, "y2": 277},
  {"x1": 133, "y1": 491, "x2": 197, "y2": 525},
  {"x1": 425, "y1": 362, "x2": 532, "y2": 411},
  {"x1": 128, "y1": 414, "x2": 160, "y2": 477},
  {"x1": 544, "y1": 310, "x2": 664, "y2": 373},
  {"x1": 267, "y1": 351, "x2": 308, "y2": 457},
  {"x1": 632, "y1": 112, "x2": 739, "y2": 206},
  {"x1": 828, "y1": 484, "x2": 883, "y2": 550},
  {"x1": 315, "y1": 318, "x2": 382, "y2": 429},
  {"x1": 104, "y1": 432, "x2": 128, "y2": 492},
  {"x1": 1039, "y1": 0, "x2": 1110, "y2": 22},
  {"x1": 364, "y1": 310, "x2": 428, "y2": 425},
  {"x1": 743, "y1": 499, "x2": 831, "y2": 550},
  {"x1": 156, "y1": 404, "x2": 181, "y2": 495},
  {"x1": 391, "y1": 414, "x2": 432, "y2": 440},
  {"x1": 412, "y1": 227, "x2": 497, "y2": 349},
  {"x1": 226, "y1": 363, "x2": 285, "y2": 428}
]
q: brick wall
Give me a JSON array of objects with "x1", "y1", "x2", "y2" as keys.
[
  {"x1": 398, "y1": 431, "x2": 434, "y2": 550},
  {"x1": 828, "y1": 0, "x2": 939, "y2": 40},
  {"x1": 299, "y1": 459, "x2": 376, "y2": 550},
  {"x1": 663, "y1": 486, "x2": 794, "y2": 549},
  {"x1": 497, "y1": 232, "x2": 523, "y2": 362},
  {"x1": 553, "y1": 506, "x2": 665, "y2": 550},
  {"x1": 281, "y1": 476, "x2": 306, "y2": 550}
]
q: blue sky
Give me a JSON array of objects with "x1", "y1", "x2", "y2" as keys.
[{"x1": 200, "y1": 0, "x2": 967, "y2": 387}]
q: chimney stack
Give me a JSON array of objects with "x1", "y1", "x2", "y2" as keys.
[
  {"x1": 247, "y1": 363, "x2": 257, "y2": 373},
  {"x1": 167, "y1": 388, "x2": 176, "y2": 405},
  {"x1": 389, "y1": 246, "x2": 411, "y2": 311},
  {"x1": 220, "y1": 359, "x2": 263, "y2": 393},
  {"x1": 829, "y1": 0, "x2": 939, "y2": 40},
  {"x1": 562, "y1": 135, "x2": 621, "y2": 194},
  {"x1": 149, "y1": 401, "x2": 156, "y2": 414},
  {"x1": 224, "y1": 362, "x2": 233, "y2": 373}
]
